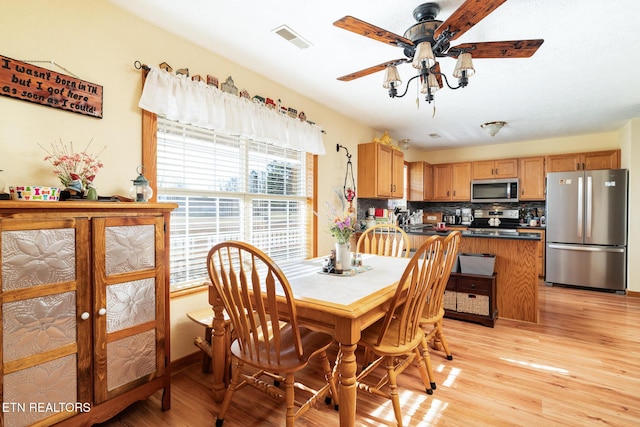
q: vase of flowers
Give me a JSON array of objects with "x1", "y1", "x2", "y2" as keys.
[
  {"x1": 40, "y1": 139, "x2": 105, "y2": 197},
  {"x1": 327, "y1": 202, "x2": 357, "y2": 271}
]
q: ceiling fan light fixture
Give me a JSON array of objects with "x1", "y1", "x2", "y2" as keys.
[
  {"x1": 382, "y1": 65, "x2": 402, "y2": 89},
  {"x1": 412, "y1": 42, "x2": 435, "y2": 69},
  {"x1": 453, "y1": 52, "x2": 475, "y2": 78},
  {"x1": 481, "y1": 121, "x2": 507, "y2": 137},
  {"x1": 420, "y1": 73, "x2": 440, "y2": 94}
]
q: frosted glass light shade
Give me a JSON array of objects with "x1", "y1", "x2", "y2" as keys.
[{"x1": 481, "y1": 121, "x2": 506, "y2": 137}]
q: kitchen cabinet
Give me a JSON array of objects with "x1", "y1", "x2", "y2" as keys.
[
  {"x1": 472, "y1": 158, "x2": 518, "y2": 180},
  {"x1": 433, "y1": 162, "x2": 471, "y2": 201},
  {"x1": 408, "y1": 161, "x2": 433, "y2": 201},
  {"x1": 357, "y1": 142, "x2": 404, "y2": 199},
  {"x1": 443, "y1": 273, "x2": 497, "y2": 327},
  {"x1": 518, "y1": 156, "x2": 546, "y2": 200},
  {"x1": 517, "y1": 228, "x2": 546, "y2": 277},
  {"x1": 545, "y1": 149, "x2": 620, "y2": 172},
  {"x1": 0, "y1": 201, "x2": 177, "y2": 427}
]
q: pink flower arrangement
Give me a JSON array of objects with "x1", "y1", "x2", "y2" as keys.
[
  {"x1": 326, "y1": 201, "x2": 357, "y2": 244},
  {"x1": 40, "y1": 139, "x2": 105, "y2": 191}
]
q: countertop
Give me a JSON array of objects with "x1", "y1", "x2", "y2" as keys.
[{"x1": 399, "y1": 225, "x2": 542, "y2": 241}]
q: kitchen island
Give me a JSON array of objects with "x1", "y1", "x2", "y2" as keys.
[{"x1": 402, "y1": 227, "x2": 540, "y2": 323}]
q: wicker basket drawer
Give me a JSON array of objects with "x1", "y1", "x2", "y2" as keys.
[
  {"x1": 443, "y1": 290, "x2": 457, "y2": 311},
  {"x1": 456, "y1": 292, "x2": 490, "y2": 316}
]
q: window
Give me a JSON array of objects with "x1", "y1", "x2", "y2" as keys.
[{"x1": 156, "y1": 117, "x2": 312, "y2": 292}]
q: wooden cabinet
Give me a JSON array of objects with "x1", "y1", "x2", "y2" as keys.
[
  {"x1": 517, "y1": 228, "x2": 546, "y2": 277},
  {"x1": 443, "y1": 273, "x2": 497, "y2": 327},
  {"x1": 545, "y1": 149, "x2": 620, "y2": 172},
  {"x1": 432, "y1": 162, "x2": 471, "y2": 201},
  {"x1": 408, "y1": 161, "x2": 433, "y2": 201},
  {"x1": 518, "y1": 156, "x2": 546, "y2": 200},
  {"x1": 0, "y1": 201, "x2": 177, "y2": 427},
  {"x1": 358, "y1": 142, "x2": 404, "y2": 199},
  {"x1": 472, "y1": 158, "x2": 518, "y2": 179}
]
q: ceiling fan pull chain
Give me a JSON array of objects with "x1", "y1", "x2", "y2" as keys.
[{"x1": 415, "y1": 80, "x2": 420, "y2": 109}]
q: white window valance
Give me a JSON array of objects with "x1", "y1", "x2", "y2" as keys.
[{"x1": 138, "y1": 66, "x2": 326, "y2": 155}]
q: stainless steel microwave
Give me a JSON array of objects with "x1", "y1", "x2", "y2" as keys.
[{"x1": 471, "y1": 178, "x2": 519, "y2": 203}]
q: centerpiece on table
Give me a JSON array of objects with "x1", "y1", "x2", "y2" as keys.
[
  {"x1": 326, "y1": 200, "x2": 357, "y2": 272},
  {"x1": 40, "y1": 139, "x2": 105, "y2": 199}
]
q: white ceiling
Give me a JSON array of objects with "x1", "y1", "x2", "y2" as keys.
[{"x1": 108, "y1": 0, "x2": 640, "y2": 150}]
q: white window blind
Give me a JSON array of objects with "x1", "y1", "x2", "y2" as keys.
[{"x1": 157, "y1": 117, "x2": 309, "y2": 292}]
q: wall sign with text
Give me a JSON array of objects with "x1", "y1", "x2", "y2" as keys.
[{"x1": 0, "y1": 54, "x2": 103, "y2": 118}]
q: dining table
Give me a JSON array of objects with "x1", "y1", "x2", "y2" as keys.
[{"x1": 207, "y1": 253, "x2": 411, "y2": 427}]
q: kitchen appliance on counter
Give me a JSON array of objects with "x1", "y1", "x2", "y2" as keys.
[
  {"x1": 471, "y1": 178, "x2": 519, "y2": 203},
  {"x1": 546, "y1": 169, "x2": 628, "y2": 292},
  {"x1": 467, "y1": 209, "x2": 520, "y2": 234},
  {"x1": 461, "y1": 208, "x2": 474, "y2": 225},
  {"x1": 443, "y1": 214, "x2": 462, "y2": 225}
]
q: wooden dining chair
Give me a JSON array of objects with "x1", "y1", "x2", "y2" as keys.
[
  {"x1": 419, "y1": 230, "x2": 461, "y2": 393},
  {"x1": 207, "y1": 241, "x2": 338, "y2": 427},
  {"x1": 352, "y1": 235, "x2": 443, "y2": 427},
  {"x1": 356, "y1": 223, "x2": 411, "y2": 258}
]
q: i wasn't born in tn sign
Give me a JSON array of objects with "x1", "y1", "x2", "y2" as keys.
[{"x1": 0, "y1": 54, "x2": 103, "y2": 118}]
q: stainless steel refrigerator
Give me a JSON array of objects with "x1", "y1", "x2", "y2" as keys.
[{"x1": 545, "y1": 169, "x2": 628, "y2": 291}]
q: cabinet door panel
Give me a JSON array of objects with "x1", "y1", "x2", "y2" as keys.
[
  {"x1": 106, "y1": 329, "x2": 157, "y2": 392},
  {"x1": 519, "y1": 156, "x2": 545, "y2": 200},
  {"x1": 452, "y1": 162, "x2": 471, "y2": 201},
  {"x1": 1, "y1": 228, "x2": 76, "y2": 290},
  {"x1": 1, "y1": 218, "x2": 90, "y2": 427},
  {"x1": 3, "y1": 354, "x2": 78, "y2": 427},
  {"x1": 583, "y1": 150, "x2": 619, "y2": 170},
  {"x1": 494, "y1": 159, "x2": 518, "y2": 178},
  {"x1": 93, "y1": 216, "x2": 165, "y2": 404},
  {"x1": 433, "y1": 164, "x2": 452, "y2": 200}
]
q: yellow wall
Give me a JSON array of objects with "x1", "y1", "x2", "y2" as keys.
[
  {"x1": 1, "y1": 0, "x2": 375, "y2": 361},
  {"x1": 402, "y1": 131, "x2": 620, "y2": 163},
  {"x1": 1, "y1": 1, "x2": 638, "y2": 363}
]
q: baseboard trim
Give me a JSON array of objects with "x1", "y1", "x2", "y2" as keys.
[
  {"x1": 626, "y1": 290, "x2": 640, "y2": 298},
  {"x1": 171, "y1": 351, "x2": 201, "y2": 374}
]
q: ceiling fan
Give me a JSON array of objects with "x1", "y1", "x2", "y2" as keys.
[{"x1": 333, "y1": 0, "x2": 544, "y2": 103}]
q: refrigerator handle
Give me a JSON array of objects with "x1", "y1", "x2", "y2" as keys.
[
  {"x1": 586, "y1": 175, "x2": 592, "y2": 238},
  {"x1": 577, "y1": 176, "x2": 583, "y2": 238}
]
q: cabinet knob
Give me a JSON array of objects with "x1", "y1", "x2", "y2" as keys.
[
  {"x1": 81, "y1": 312, "x2": 90, "y2": 320},
  {"x1": 98, "y1": 308, "x2": 107, "y2": 316}
]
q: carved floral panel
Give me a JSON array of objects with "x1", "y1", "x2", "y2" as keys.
[
  {"x1": 1, "y1": 228, "x2": 75, "y2": 290},
  {"x1": 3, "y1": 292, "x2": 76, "y2": 362},
  {"x1": 104, "y1": 225, "x2": 155, "y2": 276},
  {"x1": 107, "y1": 329, "x2": 156, "y2": 391},
  {"x1": 106, "y1": 278, "x2": 156, "y2": 333},
  {"x1": 3, "y1": 354, "x2": 77, "y2": 427}
]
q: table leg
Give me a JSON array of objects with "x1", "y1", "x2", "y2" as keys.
[{"x1": 338, "y1": 342, "x2": 358, "y2": 427}]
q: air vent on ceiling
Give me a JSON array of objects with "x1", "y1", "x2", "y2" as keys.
[{"x1": 272, "y1": 25, "x2": 312, "y2": 49}]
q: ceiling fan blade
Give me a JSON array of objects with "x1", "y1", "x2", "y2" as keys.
[
  {"x1": 434, "y1": 0, "x2": 507, "y2": 41},
  {"x1": 333, "y1": 16, "x2": 414, "y2": 48},
  {"x1": 449, "y1": 40, "x2": 545, "y2": 58},
  {"x1": 337, "y1": 59, "x2": 409, "y2": 82}
]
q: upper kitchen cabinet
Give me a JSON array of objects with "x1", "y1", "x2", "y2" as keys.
[
  {"x1": 433, "y1": 162, "x2": 472, "y2": 201},
  {"x1": 518, "y1": 156, "x2": 546, "y2": 200},
  {"x1": 358, "y1": 142, "x2": 404, "y2": 199},
  {"x1": 408, "y1": 161, "x2": 433, "y2": 201},
  {"x1": 472, "y1": 158, "x2": 518, "y2": 180},
  {"x1": 545, "y1": 149, "x2": 620, "y2": 172}
]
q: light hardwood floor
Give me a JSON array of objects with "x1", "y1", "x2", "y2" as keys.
[{"x1": 98, "y1": 282, "x2": 640, "y2": 426}]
